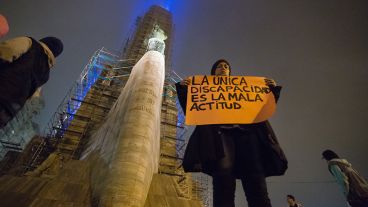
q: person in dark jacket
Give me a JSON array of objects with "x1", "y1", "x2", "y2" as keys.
[
  {"x1": 175, "y1": 59, "x2": 287, "y2": 207},
  {"x1": 0, "y1": 36, "x2": 63, "y2": 128},
  {"x1": 322, "y1": 150, "x2": 368, "y2": 207}
]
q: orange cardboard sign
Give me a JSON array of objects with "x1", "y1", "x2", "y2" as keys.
[{"x1": 185, "y1": 75, "x2": 276, "y2": 125}]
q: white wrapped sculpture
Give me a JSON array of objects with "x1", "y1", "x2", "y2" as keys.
[{"x1": 82, "y1": 50, "x2": 165, "y2": 206}]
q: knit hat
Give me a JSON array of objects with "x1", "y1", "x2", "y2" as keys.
[
  {"x1": 211, "y1": 59, "x2": 231, "y2": 75},
  {"x1": 39, "y1": 37, "x2": 63, "y2": 57}
]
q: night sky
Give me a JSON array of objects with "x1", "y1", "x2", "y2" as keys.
[{"x1": 1, "y1": 0, "x2": 368, "y2": 206}]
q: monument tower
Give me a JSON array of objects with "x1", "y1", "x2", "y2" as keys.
[{"x1": 0, "y1": 5, "x2": 209, "y2": 207}]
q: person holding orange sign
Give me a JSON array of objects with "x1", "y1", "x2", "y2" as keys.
[{"x1": 175, "y1": 59, "x2": 287, "y2": 207}]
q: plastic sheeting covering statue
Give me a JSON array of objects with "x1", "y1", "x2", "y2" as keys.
[{"x1": 81, "y1": 50, "x2": 165, "y2": 206}]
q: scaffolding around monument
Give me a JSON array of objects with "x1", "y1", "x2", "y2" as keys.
[
  {"x1": 23, "y1": 47, "x2": 136, "y2": 172},
  {"x1": 0, "y1": 5, "x2": 211, "y2": 207},
  {"x1": 160, "y1": 70, "x2": 211, "y2": 207},
  {"x1": 20, "y1": 46, "x2": 211, "y2": 206},
  {"x1": 0, "y1": 88, "x2": 44, "y2": 159}
]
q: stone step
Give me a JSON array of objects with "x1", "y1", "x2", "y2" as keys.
[
  {"x1": 0, "y1": 175, "x2": 50, "y2": 207},
  {"x1": 0, "y1": 160, "x2": 92, "y2": 207}
]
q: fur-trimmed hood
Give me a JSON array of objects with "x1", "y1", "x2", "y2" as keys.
[
  {"x1": 0, "y1": 36, "x2": 55, "y2": 67},
  {"x1": 329, "y1": 158, "x2": 352, "y2": 167}
]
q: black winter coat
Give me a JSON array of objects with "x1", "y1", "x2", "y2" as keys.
[
  {"x1": 0, "y1": 37, "x2": 51, "y2": 126},
  {"x1": 175, "y1": 81, "x2": 288, "y2": 177}
]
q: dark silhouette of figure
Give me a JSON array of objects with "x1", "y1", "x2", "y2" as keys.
[
  {"x1": 287, "y1": 194, "x2": 302, "y2": 207},
  {"x1": 0, "y1": 36, "x2": 63, "y2": 128},
  {"x1": 323, "y1": 150, "x2": 368, "y2": 207}
]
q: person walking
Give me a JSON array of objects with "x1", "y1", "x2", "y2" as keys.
[{"x1": 322, "y1": 149, "x2": 368, "y2": 207}]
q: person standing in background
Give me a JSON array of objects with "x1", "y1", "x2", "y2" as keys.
[
  {"x1": 287, "y1": 194, "x2": 302, "y2": 207},
  {"x1": 322, "y1": 149, "x2": 368, "y2": 207}
]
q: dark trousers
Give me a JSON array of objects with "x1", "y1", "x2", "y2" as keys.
[
  {"x1": 349, "y1": 200, "x2": 368, "y2": 207},
  {"x1": 212, "y1": 129, "x2": 272, "y2": 207}
]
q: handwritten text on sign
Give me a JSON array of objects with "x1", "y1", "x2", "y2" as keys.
[{"x1": 185, "y1": 75, "x2": 276, "y2": 125}]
